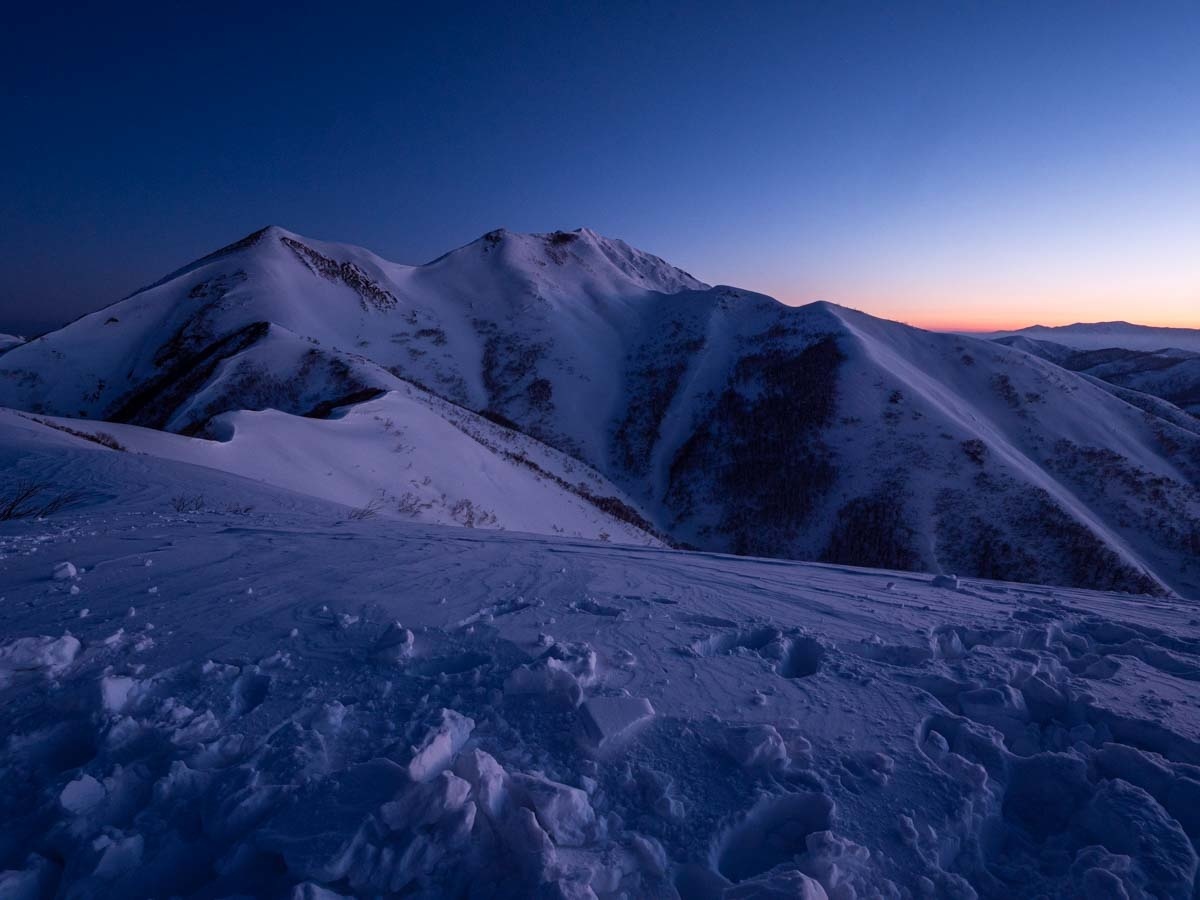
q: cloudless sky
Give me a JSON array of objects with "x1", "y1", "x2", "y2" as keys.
[{"x1": 3, "y1": 1, "x2": 1198, "y2": 335}]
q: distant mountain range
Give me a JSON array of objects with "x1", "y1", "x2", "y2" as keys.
[
  {"x1": 994, "y1": 336, "x2": 1200, "y2": 416},
  {"x1": 2, "y1": 226, "x2": 1198, "y2": 597},
  {"x1": 981, "y1": 321, "x2": 1200, "y2": 353}
]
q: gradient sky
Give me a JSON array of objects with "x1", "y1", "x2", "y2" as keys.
[{"x1": 3, "y1": 1, "x2": 1198, "y2": 335}]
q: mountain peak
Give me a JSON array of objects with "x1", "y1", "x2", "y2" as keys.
[{"x1": 425, "y1": 226, "x2": 708, "y2": 297}]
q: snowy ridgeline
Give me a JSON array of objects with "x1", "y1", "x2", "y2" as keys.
[
  {"x1": 3, "y1": 461, "x2": 1200, "y2": 898},
  {"x1": 1, "y1": 224, "x2": 1199, "y2": 600}
]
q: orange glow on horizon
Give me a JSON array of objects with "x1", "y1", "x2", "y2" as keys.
[
  {"x1": 764, "y1": 288, "x2": 1200, "y2": 334},
  {"x1": 891, "y1": 309, "x2": 1200, "y2": 334}
]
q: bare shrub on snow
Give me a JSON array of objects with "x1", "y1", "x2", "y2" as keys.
[
  {"x1": 0, "y1": 480, "x2": 85, "y2": 521},
  {"x1": 169, "y1": 494, "x2": 205, "y2": 513}
]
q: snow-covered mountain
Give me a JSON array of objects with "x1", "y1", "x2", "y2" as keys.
[
  {"x1": 0, "y1": 333, "x2": 23, "y2": 354},
  {"x1": 983, "y1": 321, "x2": 1200, "y2": 353},
  {"x1": 2, "y1": 226, "x2": 1199, "y2": 598},
  {"x1": 995, "y1": 335, "x2": 1200, "y2": 416},
  {"x1": 3, "y1": 409, "x2": 1200, "y2": 899}
]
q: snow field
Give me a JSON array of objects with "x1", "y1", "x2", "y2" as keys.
[{"x1": 3, "y1": 490, "x2": 1200, "y2": 897}]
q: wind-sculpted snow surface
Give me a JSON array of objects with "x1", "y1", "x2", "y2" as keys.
[{"x1": 3, "y1": 420, "x2": 1200, "y2": 897}]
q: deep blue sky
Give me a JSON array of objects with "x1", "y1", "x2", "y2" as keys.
[{"x1": 4, "y1": 1, "x2": 1198, "y2": 335}]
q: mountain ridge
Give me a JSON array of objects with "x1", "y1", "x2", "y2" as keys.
[{"x1": 1, "y1": 226, "x2": 1198, "y2": 598}]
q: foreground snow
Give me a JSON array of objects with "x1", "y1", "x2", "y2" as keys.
[{"x1": 2, "y1": 438, "x2": 1200, "y2": 897}]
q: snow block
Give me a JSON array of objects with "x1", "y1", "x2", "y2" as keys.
[
  {"x1": 408, "y1": 709, "x2": 474, "y2": 782},
  {"x1": 723, "y1": 724, "x2": 789, "y2": 770},
  {"x1": 372, "y1": 621, "x2": 415, "y2": 663},
  {"x1": 505, "y1": 663, "x2": 583, "y2": 708},
  {"x1": 380, "y1": 771, "x2": 472, "y2": 831},
  {"x1": 931, "y1": 574, "x2": 959, "y2": 590},
  {"x1": 100, "y1": 675, "x2": 138, "y2": 713},
  {"x1": 577, "y1": 696, "x2": 655, "y2": 753},
  {"x1": 506, "y1": 806, "x2": 558, "y2": 875},
  {"x1": 452, "y1": 749, "x2": 510, "y2": 821},
  {"x1": 505, "y1": 641, "x2": 598, "y2": 710},
  {"x1": 0, "y1": 634, "x2": 81, "y2": 684},
  {"x1": 53, "y1": 561, "x2": 77, "y2": 580},
  {"x1": 60, "y1": 774, "x2": 106, "y2": 814},
  {"x1": 509, "y1": 773, "x2": 597, "y2": 846}
]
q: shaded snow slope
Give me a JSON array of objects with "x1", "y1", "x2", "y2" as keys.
[
  {"x1": 0, "y1": 333, "x2": 23, "y2": 354},
  {"x1": 1, "y1": 228, "x2": 1198, "y2": 598},
  {"x1": 996, "y1": 335, "x2": 1200, "y2": 416},
  {"x1": 3, "y1": 419, "x2": 1200, "y2": 898}
]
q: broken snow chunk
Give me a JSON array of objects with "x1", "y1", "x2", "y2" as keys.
[
  {"x1": 381, "y1": 770, "x2": 472, "y2": 831},
  {"x1": 0, "y1": 633, "x2": 81, "y2": 684},
  {"x1": 70, "y1": 584, "x2": 80, "y2": 595},
  {"x1": 578, "y1": 696, "x2": 655, "y2": 753},
  {"x1": 336, "y1": 613, "x2": 358, "y2": 629},
  {"x1": 373, "y1": 621, "x2": 415, "y2": 663},
  {"x1": 510, "y1": 773, "x2": 597, "y2": 846},
  {"x1": 453, "y1": 749, "x2": 511, "y2": 821},
  {"x1": 407, "y1": 709, "x2": 475, "y2": 782},
  {"x1": 505, "y1": 641, "x2": 597, "y2": 709},
  {"x1": 723, "y1": 724, "x2": 789, "y2": 770},
  {"x1": 101, "y1": 675, "x2": 138, "y2": 713},
  {"x1": 933, "y1": 628, "x2": 966, "y2": 659},
  {"x1": 53, "y1": 561, "x2": 77, "y2": 580},
  {"x1": 654, "y1": 794, "x2": 686, "y2": 820},
  {"x1": 610, "y1": 648, "x2": 637, "y2": 669},
  {"x1": 313, "y1": 701, "x2": 347, "y2": 735},
  {"x1": 507, "y1": 806, "x2": 558, "y2": 872},
  {"x1": 724, "y1": 869, "x2": 829, "y2": 899},
  {"x1": 92, "y1": 832, "x2": 144, "y2": 880},
  {"x1": 931, "y1": 574, "x2": 959, "y2": 590},
  {"x1": 0, "y1": 854, "x2": 57, "y2": 899},
  {"x1": 291, "y1": 884, "x2": 353, "y2": 900},
  {"x1": 630, "y1": 834, "x2": 669, "y2": 879},
  {"x1": 60, "y1": 773, "x2": 106, "y2": 814},
  {"x1": 505, "y1": 664, "x2": 583, "y2": 708}
]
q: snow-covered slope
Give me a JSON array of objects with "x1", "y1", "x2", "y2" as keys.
[
  {"x1": 3, "y1": 412, "x2": 1200, "y2": 898},
  {"x1": 983, "y1": 321, "x2": 1200, "y2": 353},
  {"x1": 0, "y1": 333, "x2": 23, "y2": 354},
  {"x1": 3, "y1": 400, "x2": 661, "y2": 546},
  {"x1": 1, "y1": 227, "x2": 1198, "y2": 599},
  {"x1": 995, "y1": 336, "x2": 1200, "y2": 416}
]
